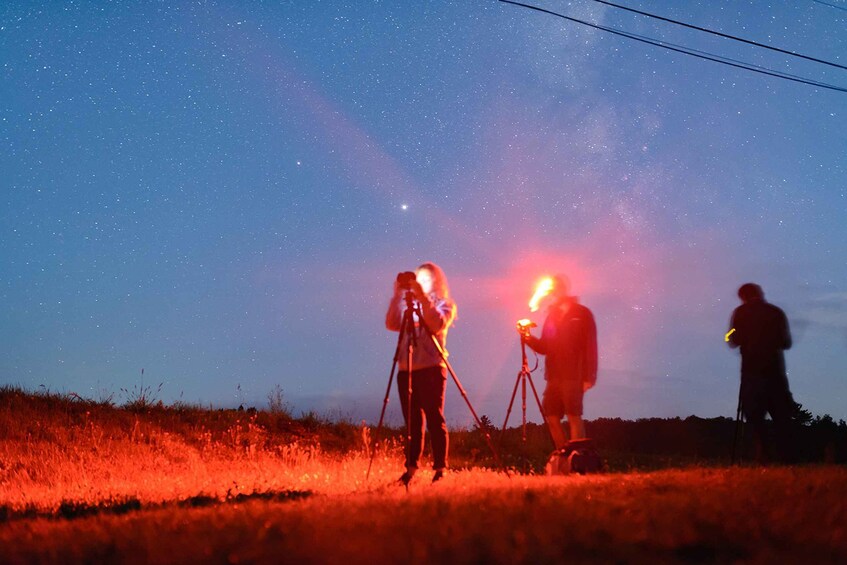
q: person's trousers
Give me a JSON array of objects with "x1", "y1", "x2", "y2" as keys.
[
  {"x1": 397, "y1": 366, "x2": 448, "y2": 470},
  {"x1": 741, "y1": 373, "x2": 795, "y2": 462}
]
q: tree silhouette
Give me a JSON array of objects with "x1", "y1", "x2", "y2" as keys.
[{"x1": 793, "y1": 401, "x2": 814, "y2": 426}]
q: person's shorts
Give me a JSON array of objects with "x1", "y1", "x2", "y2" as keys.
[{"x1": 542, "y1": 379, "x2": 583, "y2": 419}]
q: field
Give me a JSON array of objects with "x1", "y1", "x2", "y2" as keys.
[{"x1": 1, "y1": 387, "x2": 845, "y2": 563}]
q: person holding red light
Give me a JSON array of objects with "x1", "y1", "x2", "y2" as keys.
[{"x1": 522, "y1": 275, "x2": 597, "y2": 449}]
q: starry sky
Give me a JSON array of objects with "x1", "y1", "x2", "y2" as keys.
[{"x1": 3, "y1": 1, "x2": 846, "y2": 425}]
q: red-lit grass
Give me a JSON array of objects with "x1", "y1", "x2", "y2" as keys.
[
  {"x1": 2, "y1": 467, "x2": 846, "y2": 563},
  {"x1": 0, "y1": 386, "x2": 407, "y2": 516},
  {"x1": 2, "y1": 387, "x2": 846, "y2": 562}
]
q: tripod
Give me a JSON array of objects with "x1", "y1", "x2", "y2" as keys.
[
  {"x1": 731, "y1": 382, "x2": 744, "y2": 464},
  {"x1": 499, "y1": 332, "x2": 552, "y2": 472},
  {"x1": 367, "y1": 290, "x2": 506, "y2": 480}
]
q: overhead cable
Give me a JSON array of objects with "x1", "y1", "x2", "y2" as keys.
[
  {"x1": 498, "y1": 0, "x2": 847, "y2": 93},
  {"x1": 811, "y1": 0, "x2": 847, "y2": 12},
  {"x1": 588, "y1": 0, "x2": 847, "y2": 71}
]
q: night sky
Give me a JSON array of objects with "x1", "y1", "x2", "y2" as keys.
[{"x1": 3, "y1": 1, "x2": 845, "y2": 425}]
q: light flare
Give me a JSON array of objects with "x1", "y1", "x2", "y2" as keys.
[{"x1": 529, "y1": 277, "x2": 555, "y2": 312}]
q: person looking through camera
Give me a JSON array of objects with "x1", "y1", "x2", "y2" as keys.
[
  {"x1": 385, "y1": 262, "x2": 457, "y2": 485},
  {"x1": 521, "y1": 275, "x2": 597, "y2": 449}
]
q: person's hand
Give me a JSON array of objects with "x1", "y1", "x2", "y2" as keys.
[{"x1": 516, "y1": 320, "x2": 535, "y2": 340}]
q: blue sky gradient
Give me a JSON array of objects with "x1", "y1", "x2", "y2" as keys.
[{"x1": 2, "y1": 1, "x2": 845, "y2": 425}]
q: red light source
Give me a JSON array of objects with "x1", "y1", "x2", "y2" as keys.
[{"x1": 529, "y1": 277, "x2": 554, "y2": 312}]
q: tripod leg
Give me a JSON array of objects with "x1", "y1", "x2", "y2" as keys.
[
  {"x1": 526, "y1": 373, "x2": 559, "y2": 449},
  {"x1": 521, "y1": 375, "x2": 527, "y2": 443},
  {"x1": 405, "y1": 346, "x2": 414, "y2": 475},
  {"x1": 368, "y1": 304, "x2": 413, "y2": 482},
  {"x1": 366, "y1": 359, "x2": 398, "y2": 480},
  {"x1": 732, "y1": 385, "x2": 744, "y2": 465},
  {"x1": 498, "y1": 373, "x2": 522, "y2": 447},
  {"x1": 441, "y1": 354, "x2": 508, "y2": 476},
  {"x1": 416, "y1": 311, "x2": 509, "y2": 476}
]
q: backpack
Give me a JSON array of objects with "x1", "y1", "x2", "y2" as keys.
[{"x1": 545, "y1": 438, "x2": 603, "y2": 475}]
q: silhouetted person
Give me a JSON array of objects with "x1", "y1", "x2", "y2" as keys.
[
  {"x1": 523, "y1": 275, "x2": 597, "y2": 449},
  {"x1": 727, "y1": 283, "x2": 795, "y2": 463}
]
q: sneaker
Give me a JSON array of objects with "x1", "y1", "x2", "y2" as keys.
[{"x1": 432, "y1": 470, "x2": 444, "y2": 483}]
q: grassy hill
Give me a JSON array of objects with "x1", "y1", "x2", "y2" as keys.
[
  {"x1": 2, "y1": 386, "x2": 846, "y2": 562},
  {"x1": 3, "y1": 385, "x2": 845, "y2": 517}
]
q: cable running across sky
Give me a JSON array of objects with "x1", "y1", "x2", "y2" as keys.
[
  {"x1": 587, "y1": 0, "x2": 847, "y2": 71},
  {"x1": 499, "y1": 0, "x2": 847, "y2": 93}
]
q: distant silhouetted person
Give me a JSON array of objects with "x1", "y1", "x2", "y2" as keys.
[
  {"x1": 523, "y1": 275, "x2": 597, "y2": 448},
  {"x1": 727, "y1": 283, "x2": 795, "y2": 463}
]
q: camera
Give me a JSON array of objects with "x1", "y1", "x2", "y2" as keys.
[
  {"x1": 396, "y1": 271, "x2": 417, "y2": 290},
  {"x1": 516, "y1": 319, "x2": 537, "y2": 338}
]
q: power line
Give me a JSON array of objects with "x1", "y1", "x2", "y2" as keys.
[
  {"x1": 498, "y1": 0, "x2": 847, "y2": 93},
  {"x1": 811, "y1": 0, "x2": 847, "y2": 12},
  {"x1": 616, "y1": 26, "x2": 836, "y2": 87},
  {"x1": 610, "y1": 26, "x2": 847, "y2": 92},
  {"x1": 587, "y1": 0, "x2": 847, "y2": 71}
]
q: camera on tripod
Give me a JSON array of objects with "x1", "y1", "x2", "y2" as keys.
[
  {"x1": 396, "y1": 271, "x2": 417, "y2": 290},
  {"x1": 516, "y1": 318, "x2": 537, "y2": 339}
]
